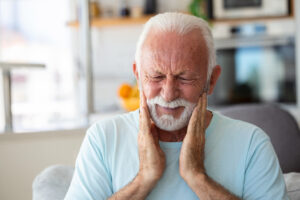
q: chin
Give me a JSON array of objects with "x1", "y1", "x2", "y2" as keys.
[
  {"x1": 147, "y1": 96, "x2": 197, "y2": 131},
  {"x1": 151, "y1": 113, "x2": 191, "y2": 131}
]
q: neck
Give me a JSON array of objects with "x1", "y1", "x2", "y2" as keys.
[{"x1": 157, "y1": 110, "x2": 213, "y2": 142}]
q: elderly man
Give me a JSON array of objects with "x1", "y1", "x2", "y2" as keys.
[{"x1": 65, "y1": 13, "x2": 288, "y2": 199}]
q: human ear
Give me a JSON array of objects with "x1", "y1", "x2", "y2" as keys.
[
  {"x1": 133, "y1": 62, "x2": 138, "y2": 80},
  {"x1": 133, "y1": 62, "x2": 141, "y2": 91},
  {"x1": 133, "y1": 62, "x2": 140, "y2": 87},
  {"x1": 207, "y1": 65, "x2": 221, "y2": 95}
]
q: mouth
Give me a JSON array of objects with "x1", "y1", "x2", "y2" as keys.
[{"x1": 155, "y1": 104, "x2": 183, "y2": 115}]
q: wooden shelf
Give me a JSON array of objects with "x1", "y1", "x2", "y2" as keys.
[
  {"x1": 68, "y1": 14, "x2": 294, "y2": 28},
  {"x1": 67, "y1": 15, "x2": 154, "y2": 28},
  {"x1": 211, "y1": 15, "x2": 294, "y2": 25}
]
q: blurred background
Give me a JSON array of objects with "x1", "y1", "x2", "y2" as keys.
[{"x1": 0, "y1": 0, "x2": 299, "y2": 199}]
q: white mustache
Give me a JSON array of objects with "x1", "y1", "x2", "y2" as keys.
[
  {"x1": 146, "y1": 95, "x2": 196, "y2": 131},
  {"x1": 147, "y1": 95, "x2": 196, "y2": 109}
]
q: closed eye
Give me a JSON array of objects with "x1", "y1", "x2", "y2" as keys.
[
  {"x1": 178, "y1": 77, "x2": 189, "y2": 80},
  {"x1": 178, "y1": 77, "x2": 194, "y2": 82},
  {"x1": 150, "y1": 75, "x2": 165, "y2": 81}
]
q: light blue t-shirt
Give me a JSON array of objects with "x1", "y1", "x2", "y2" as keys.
[{"x1": 65, "y1": 110, "x2": 289, "y2": 200}]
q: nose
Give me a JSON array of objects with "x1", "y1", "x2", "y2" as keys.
[{"x1": 161, "y1": 77, "x2": 179, "y2": 102}]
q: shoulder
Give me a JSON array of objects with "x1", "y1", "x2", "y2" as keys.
[
  {"x1": 85, "y1": 110, "x2": 139, "y2": 145},
  {"x1": 209, "y1": 111, "x2": 271, "y2": 160},
  {"x1": 89, "y1": 110, "x2": 138, "y2": 132},
  {"x1": 212, "y1": 111, "x2": 269, "y2": 142}
]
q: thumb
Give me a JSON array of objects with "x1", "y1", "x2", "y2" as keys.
[{"x1": 150, "y1": 122, "x2": 160, "y2": 145}]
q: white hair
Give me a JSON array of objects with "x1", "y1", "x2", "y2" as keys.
[
  {"x1": 135, "y1": 12, "x2": 216, "y2": 80},
  {"x1": 147, "y1": 95, "x2": 196, "y2": 131}
]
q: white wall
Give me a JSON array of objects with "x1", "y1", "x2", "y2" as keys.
[
  {"x1": 0, "y1": 129, "x2": 86, "y2": 200},
  {"x1": 295, "y1": 0, "x2": 300, "y2": 107},
  {"x1": 84, "y1": 0, "x2": 192, "y2": 112},
  {"x1": 0, "y1": 71, "x2": 4, "y2": 131}
]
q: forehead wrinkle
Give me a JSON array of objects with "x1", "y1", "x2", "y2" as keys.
[
  {"x1": 141, "y1": 30, "x2": 208, "y2": 76},
  {"x1": 144, "y1": 47, "x2": 200, "y2": 75},
  {"x1": 142, "y1": 49, "x2": 168, "y2": 73},
  {"x1": 169, "y1": 45, "x2": 201, "y2": 74},
  {"x1": 142, "y1": 45, "x2": 174, "y2": 73}
]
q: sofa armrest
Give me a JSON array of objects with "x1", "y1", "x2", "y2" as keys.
[{"x1": 284, "y1": 172, "x2": 300, "y2": 200}]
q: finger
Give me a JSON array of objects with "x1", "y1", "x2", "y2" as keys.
[
  {"x1": 193, "y1": 94, "x2": 204, "y2": 124},
  {"x1": 189, "y1": 93, "x2": 206, "y2": 135},
  {"x1": 187, "y1": 95, "x2": 202, "y2": 135},
  {"x1": 139, "y1": 86, "x2": 146, "y2": 109},
  {"x1": 139, "y1": 91, "x2": 151, "y2": 133},
  {"x1": 141, "y1": 91, "x2": 151, "y2": 121},
  {"x1": 200, "y1": 92, "x2": 207, "y2": 132},
  {"x1": 151, "y1": 122, "x2": 160, "y2": 145}
]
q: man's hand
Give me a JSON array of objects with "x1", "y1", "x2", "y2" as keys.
[
  {"x1": 137, "y1": 91, "x2": 166, "y2": 186},
  {"x1": 179, "y1": 92, "x2": 207, "y2": 183},
  {"x1": 109, "y1": 92, "x2": 165, "y2": 200},
  {"x1": 179, "y1": 93, "x2": 240, "y2": 200}
]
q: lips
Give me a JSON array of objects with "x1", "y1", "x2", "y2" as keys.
[{"x1": 156, "y1": 104, "x2": 182, "y2": 115}]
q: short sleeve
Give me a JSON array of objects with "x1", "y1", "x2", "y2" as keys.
[
  {"x1": 242, "y1": 128, "x2": 289, "y2": 200},
  {"x1": 64, "y1": 124, "x2": 113, "y2": 200}
]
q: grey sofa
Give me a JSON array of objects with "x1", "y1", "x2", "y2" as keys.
[
  {"x1": 219, "y1": 104, "x2": 300, "y2": 173},
  {"x1": 33, "y1": 104, "x2": 300, "y2": 199},
  {"x1": 219, "y1": 104, "x2": 300, "y2": 199},
  {"x1": 32, "y1": 165, "x2": 74, "y2": 200}
]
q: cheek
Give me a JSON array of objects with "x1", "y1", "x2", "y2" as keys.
[
  {"x1": 142, "y1": 82, "x2": 161, "y2": 99},
  {"x1": 178, "y1": 84, "x2": 202, "y2": 103}
]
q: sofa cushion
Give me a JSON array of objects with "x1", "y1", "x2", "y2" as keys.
[
  {"x1": 32, "y1": 165, "x2": 74, "y2": 200},
  {"x1": 284, "y1": 172, "x2": 300, "y2": 200}
]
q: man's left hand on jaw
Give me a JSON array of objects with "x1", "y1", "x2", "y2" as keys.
[{"x1": 179, "y1": 92, "x2": 207, "y2": 185}]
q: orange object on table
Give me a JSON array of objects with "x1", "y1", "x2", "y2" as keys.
[
  {"x1": 118, "y1": 83, "x2": 140, "y2": 111},
  {"x1": 118, "y1": 83, "x2": 132, "y2": 98}
]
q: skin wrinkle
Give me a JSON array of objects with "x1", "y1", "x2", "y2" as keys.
[
  {"x1": 109, "y1": 14, "x2": 239, "y2": 200},
  {"x1": 142, "y1": 30, "x2": 207, "y2": 75},
  {"x1": 138, "y1": 30, "x2": 212, "y2": 141}
]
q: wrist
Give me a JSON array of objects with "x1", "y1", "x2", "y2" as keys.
[
  {"x1": 135, "y1": 172, "x2": 159, "y2": 191},
  {"x1": 108, "y1": 172, "x2": 158, "y2": 200},
  {"x1": 182, "y1": 171, "x2": 207, "y2": 189}
]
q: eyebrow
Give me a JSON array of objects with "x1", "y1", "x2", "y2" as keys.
[
  {"x1": 148, "y1": 69, "x2": 195, "y2": 77},
  {"x1": 148, "y1": 69, "x2": 164, "y2": 75}
]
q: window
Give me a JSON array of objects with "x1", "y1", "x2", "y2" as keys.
[{"x1": 0, "y1": 0, "x2": 85, "y2": 133}]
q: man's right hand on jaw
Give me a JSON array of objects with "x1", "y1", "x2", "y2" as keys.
[
  {"x1": 137, "y1": 91, "x2": 166, "y2": 187},
  {"x1": 108, "y1": 92, "x2": 166, "y2": 200}
]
